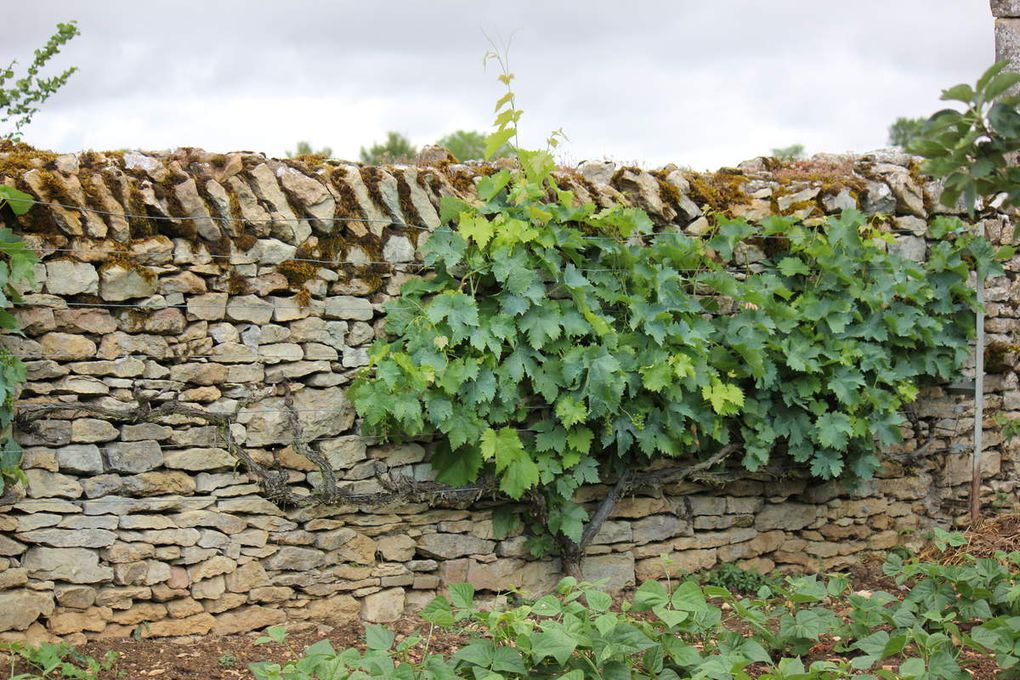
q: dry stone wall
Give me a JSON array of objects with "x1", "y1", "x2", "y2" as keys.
[{"x1": 0, "y1": 143, "x2": 1017, "y2": 643}]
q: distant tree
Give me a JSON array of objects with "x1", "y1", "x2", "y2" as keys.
[
  {"x1": 770, "y1": 143, "x2": 805, "y2": 161},
  {"x1": 359, "y1": 131, "x2": 417, "y2": 164},
  {"x1": 436, "y1": 129, "x2": 512, "y2": 161},
  {"x1": 887, "y1": 116, "x2": 927, "y2": 149},
  {"x1": 286, "y1": 141, "x2": 332, "y2": 159},
  {"x1": 1, "y1": 21, "x2": 80, "y2": 141}
]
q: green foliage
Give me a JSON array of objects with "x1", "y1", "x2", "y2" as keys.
[
  {"x1": 0, "y1": 21, "x2": 79, "y2": 141},
  {"x1": 771, "y1": 143, "x2": 805, "y2": 161},
  {"x1": 286, "y1": 141, "x2": 332, "y2": 159},
  {"x1": 436, "y1": 129, "x2": 513, "y2": 162},
  {"x1": 910, "y1": 60, "x2": 1020, "y2": 216},
  {"x1": 351, "y1": 60, "x2": 997, "y2": 556},
  {"x1": 247, "y1": 553, "x2": 1020, "y2": 679},
  {"x1": 0, "y1": 184, "x2": 38, "y2": 498},
  {"x1": 359, "y1": 131, "x2": 417, "y2": 165},
  {"x1": 0, "y1": 640, "x2": 118, "y2": 680},
  {"x1": 887, "y1": 117, "x2": 927, "y2": 149},
  {"x1": 697, "y1": 563, "x2": 780, "y2": 595}
]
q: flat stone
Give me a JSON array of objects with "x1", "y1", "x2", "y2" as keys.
[
  {"x1": 240, "y1": 387, "x2": 355, "y2": 447},
  {"x1": 25, "y1": 470, "x2": 83, "y2": 499},
  {"x1": 100, "y1": 263, "x2": 158, "y2": 301},
  {"x1": 632, "y1": 514, "x2": 687, "y2": 544},
  {"x1": 211, "y1": 605, "x2": 286, "y2": 634},
  {"x1": 16, "y1": 528, "x2": 117, "y2": 548},
  {"x1": 169, "y1": 362, "x2": 228, "y2": 385},
  {"x1": 0, "y1": 535, "x2": 27, "y2": 556},
  {"x1": 55, "y1": 444, "x2": 104, "y2": 474},
  {"x1": 163, "y1": 448, "x2": 234, "y2": 471},
  {"x1": 635, "y1": 549, "x2": 717, "y2": 581},
  {"x1": 120, "y1": 424, "x2": 172, "y2": 442},
  {"x1": 755, "y1": 503, "x2": 818, "y2": 531},
  {"x1": 360, "y1": 587, "x2": 404, "y2": 623},
  {"x1": 417, "y1": 533, "x2": 493, "y2": 560},
  {"x1": 227, "y1": 295, "x2": 274, "y2": 324},
  {"x1": 105, "y1": 441, "x2": 164, "y2": 474},
  {"x1": 0, "y1": 590, "x2": 54, "y2": 632},
  {"x1": 581, "y1": 553, "x2": 635, "y2": 592},
  {"x1": 70, "y1": 419, "x2": 119, "y2": 444},
  {"x1": 0, "y1": 567, "x2": 29, "y2": 590},
  {"x1": 23, "y1": 547, "x2": 114, "y2": 583},
  {"x1": 191, "y1": 574, "x2": 226, "y2": 599},
  {"x1": 45, "y1": 260, "x2": 99, "y2": 295},
  {"x1": 264, "y1": 546, "x2": 326, "y2": 571},
  {"x1": 39, "y1": 332, "x2": 97, "y2": 361},
  {"x1": 187, "y1": 292, "x2": 228, "y2": 321},
  {"x1": 383, "y1": 235, "x2": 415, "y2": 263},
  {"x1": 121, "y1": 471, "x2": 196, "y2": 496},
  {"x1": 54, "y1": 584, "x2": 96, "y2": 609},
  {"x1": 142, "y1": 612, "x2": 215, "y2": 638},
  {"x1": 188, "y1": 555, "x2": 237, "y2": 582},
  {"x1": 890, "y1": 235, "x2": 926, "y2": 262},
  {"x1": 225, "y1": 562, "x2": 270, "y2": 593},
  {"x1": 324, "y1": 296, "x2": 373, "y2": 320}
]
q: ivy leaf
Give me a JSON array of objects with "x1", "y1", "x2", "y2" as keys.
[
  {"x1": 423, "y1": 227, "x2": 467, "y2": 269},
  {"x1": 426, "y1": 292, "x2": 480, "y2": 342},
  {"x1": 640, "y1": 362, "x2": 673, "y2": 392},
  {"x1": 549, "y1": 504, "x2": 588, "y2": 544},
  {"x1": 430, "y1": 442, "x2": 483, "y2": 486},
  {"x1": 565, "y1": 426, "x2": 594, "y2": 454},
  {"x1": 458, "y1": 214, "x2": 495, "y2": 249},
  {"x1": 555, "y1": 396, "x2": 588, "y2": 428},
  {"x1": 439, "y1": 195, "x2": 472, "y2": 224},
  {"x1": 702, "y1": 378, "x2": 744, "y2": 416},
  {"x1": 810, "y1": 449, "x2": 845, "y2": 479},
  {"x1": 481, "y1": 427, "x2": 518, "y2": 465},
  {"x1": 0, "y1": 185, "x2": 33, "y2": 216},
  {"x1": 814, "y1": 412, "x2": 853, "y2": 451},
  {"x1": 778, "y1": 257, "x2": 810, "y2": 277},
  {"x1": 828, "y1": 367, "x2": 866, "y2": 406},
  {"x1": 477, "y1": 169, "x2": 512, "y2": 201},
  {"x1": 518, "y1": 306, "x2": 562, "y2": 349},
  {"x1": 442, "y1": 410, "x2": 484, "y2": 450},
  {"x1": 500, "y1": 454, "x2": 540, "y2": 499}
]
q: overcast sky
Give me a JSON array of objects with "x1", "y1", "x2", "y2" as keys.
[{"x1": 6, "y1": 1, "x2": 996, "y2": 169}]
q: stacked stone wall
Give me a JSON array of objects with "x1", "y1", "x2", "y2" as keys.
[{"x1": 0, "y1": 144, "x2": 1016, "y2": 642}]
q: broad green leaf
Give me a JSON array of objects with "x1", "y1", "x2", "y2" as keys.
[{"x1": 0, "y1": 185, "x2": 33, "y2": 216}]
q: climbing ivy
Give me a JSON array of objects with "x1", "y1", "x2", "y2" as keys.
[
  {"x1": 350, "y1": 60, "x2": 1001, "y2": 567},
  {"x1": 0, "y1": 184, "x2": 38, "y2": 499},
  {"x1": 909, "y1": 60, "x2": 1020, "y2": 216}
]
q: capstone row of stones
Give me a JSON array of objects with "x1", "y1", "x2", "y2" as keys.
[{"x1": 0, "y1": 145, "x2": 1016, "y2": 642}]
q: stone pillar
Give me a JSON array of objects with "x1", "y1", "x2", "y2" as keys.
[{"x1": 993, "y1": 1, "x2": 1020, "y2": 69}]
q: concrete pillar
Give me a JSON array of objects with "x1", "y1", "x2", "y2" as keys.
[{"x1": 993, "y1": 1, "x2": 1020, "y2": 68}]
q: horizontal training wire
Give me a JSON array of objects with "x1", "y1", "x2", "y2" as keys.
[
  {"x1": 16, "y1": 263, "x2": 929, "y2": 312},
  {"x1": 33, "y1": 246, "x2": 430, "y2": 269},
  {"x1": 8, "y1": 484, "x2": 492, "y2": 508},
  {"x1": 14, "y1": 397, "x2": 596, "y2": 415},
  {"x1": 22, "y1": 353, "x2": 354, "y2": 362},
  {"x1": 22, "y1": 300, "x2": 377, "y2": 313},
  {"x1": 22, "y1": 197, "x2": 434, "y2": 229}
]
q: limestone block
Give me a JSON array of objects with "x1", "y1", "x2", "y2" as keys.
[
  {"x1": 360, "y1": 587, "x2": 405, "y2": 623},
  {"x1": 99, "y1": 263, "x2": 158, "y2": 301},
  {"x1": 23, "y1": 547, "x2": 114, "y2": 583},
  {"x1": 211, "y1": 605, "x2": 286, "y2": 634},
  {"x1": 45, "y1": 260, "x2": 98, "y2": 295}
]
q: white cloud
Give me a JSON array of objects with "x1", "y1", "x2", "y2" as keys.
[{"x1": 6, "y1": 0, "x2": 994, "y2": 169}]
